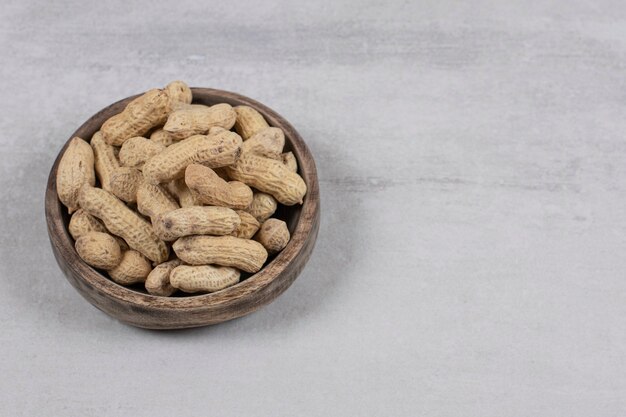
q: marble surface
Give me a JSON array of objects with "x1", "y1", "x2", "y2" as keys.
[{"x1": 2, "y1": 1, "x2": 626, "y2": 415}]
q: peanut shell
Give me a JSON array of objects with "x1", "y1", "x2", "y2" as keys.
[
  {"x1": 170, "y1": 265, "x2": 240, "y2": 294},
  {"x1": 254, "y1": 218, "x2": 290, "y2": 254},
  {"x1": 173, "y1": 235, "x2": 268, "y2": 273},
  {"x1": 145, "y1": 259, "x2": 182, "y2": 296},
  {"x1": 233, "y1": 105, "x2": 269, "y2": 140},
  {"x1": 56, "y1": 137, "x2": 95, "y2": 213},
  {"x1": 119, "y1": 136, "x2": 165, "y2": 169},
  {"x1": 142, "y1": 131, "x2": 242, "y2": 185},
  {"x1": 226, "y1": 153, "x2": 306, "y2": 205},
  {"x1": 153, "y1": 206, "x2": 240, "y2": 241},
  {"x1": 101, "y1": 89, "x2": 170, "y2": 146},
  {"x1": 232, "y1": 210, "x2": 260, "y2": 239},
  {"x1": 108, "y1": 250, "x2": 152, "y2": 285},
  {"x1": 78, "y1": 186, "x2": 168, "y2": 263},
  {"x1": 75, "y1": 231, "x2": 122, "y2": 270},
  {"x1": 185, "y1": 164, "x2": 253, "y2": 210},
  {"x1": 163, "y1": 103, "x2": 236, "y2": 140}
]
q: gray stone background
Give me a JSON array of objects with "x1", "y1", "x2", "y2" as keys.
[{"x1": 2, "y1": 0, "x2": 626, "y2": 415}]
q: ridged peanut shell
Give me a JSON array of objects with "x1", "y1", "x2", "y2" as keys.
[
  {"x1": 108, "y1": 250, "x2": 152, "y2": 285},
  {"x1": 170, "y1": 265, "x2": 240, "y2": 294},
  {"x1": 234, "y1": 105, "x2": 269, "y2": 140},
  {"x1": 163, "y1": 103, "x2": 236, "y2": 140},
  {"x1": 56, "y1": 137, "x2": 95, "y2": 213},
  {"x1": 119, "y1": 136, "x2": 165, "y2": 169},
  {"x1": 101, "y1": 89, "x2": 170, "y2": 146},
  {"x1": 232, "y1": 210, "x2": 260, "y2": 239},
  {"x1": 255, "y1": 218, "x2": 290, "y2": 254},
  {"x1": 226, "y1": 153, "x2": 306, "y2": 205},
  {"x1": 185, "y1": 164, "x2": 253, "y2": 209},
  {"x1": 77, "y1": 186, "x2": 168, "y2": 263},
  {"x1": 75, "y1": 231, "x2": 122, "y2": 270},
  {"x1": 166, "y1": 178, "x2": 199, "y2": 207},
  {"x1": 241, "y1": 127, "x2": 284, "y2": 159},
  {"x1": 108, "y1": 167, "x2": 143, "y2": 203},
  {"x1": 208, "y1": 126, "x2": 226, "y2": 135},
  {"x1": 68, "y1": 209, "x2": 129, "y2": 250},
  {"x1": 150, "y1": 128, "x2": 175, "y2": 147},
  {"x1": 246, "y1": 192, "x2": 278, "y2": 223},
  {"x1": 153, "y1": 206, "x2": 240, "y2": 241},
  {"x1": 145, "y1": 259, "x2": 182, "y2": 296},
  {"x1": 91, "y1": 131, "x2": 120, "y2": 192},
  {"x1": 282, "y1": 152, "x2": 298, "y2": 172},
  {"x1": 173, "y1": 235, "x2": 268, "y2": 273},
  {"x1": 164, "y1": 80, "x2": 192, "y2": 111},
  {"x1": 136, "y1": 182, "x2": 179, "y2": 222},
  {"x1": 68, "y1": 209, "x2": 107, "y2": 240},
  {"x1": 142, "y1": 131, "x2": 242, "y2": 185}
]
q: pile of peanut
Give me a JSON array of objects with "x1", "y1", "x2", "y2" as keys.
[{"x1": 56, "y1": 81, "x2": 306, "y2": 296}]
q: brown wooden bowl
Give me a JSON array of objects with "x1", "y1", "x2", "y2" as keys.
[{"x1": 45, "y1": 88, "x2": 320, "y2": 329}]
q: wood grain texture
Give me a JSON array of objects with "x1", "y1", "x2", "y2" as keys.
[{"x1": 45, "y1": 88, "x2": 320, "y2": 329}]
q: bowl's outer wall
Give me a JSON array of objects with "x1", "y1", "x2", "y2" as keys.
[{"x1": 45, "y1": 88, "x2": 320, "y2": 329}]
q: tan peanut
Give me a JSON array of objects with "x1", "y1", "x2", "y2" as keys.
[
  {"x1": 145, "y1": 258, "x2": 182, "y2": 296},
  {"x1": 208, "y1": 126, "x2": 226, "y2": 135},
  {"x1": 281, "y1": 152, "x2": 298, "y2": 172},
  {"x1": 153, "y1": 206, "x2": 240, "y2": 241},
  {"x1": 108, "y1": 167, "x2": 143, "y2": 203},
  {"x1": 173, "y1": 235, "x2": 268, "y2": 273},
  {"x1": 166, "y1": 178, "x2": 199, "y2": 207},
  {"x1": 108, "y1": 250, "x2": 152, "y2": 285},
  {"x1": 56, "y1": 137, "x2": 95, "y2": 213},
  {"x1": 68, "y1": 209, "x2": 129, "y2": 250},
  {"x1": 75, "y1": 231, "x2": 122, "y2": 270},
  {"x1": 226, "y1": 153, "x2": 306, "y2": 205},
  {"x1": 142, "y1": 131, "x2": 242, "y2": 185},
  {"x1": 163, "y1": 103, "x2": 236, "y2": 140},
  {"x1": 136, "y1": 182, "x2": 179, "y2": 222},
  {"x1": 234, "y1": 105, "x2": 269, "y2": 140},
  {"x1": 78, "y1": 186, "x2": 168, "y2": 263},
  {"x1": 164, "y1": 80, "x2": 192, "y2": 111},
  {"x1": 232, "y1": 210, "x2": 260, "y2": 239},
  {"x1": 255, "y1": 219, "x2": 290, "y2": 254},
  {"x1": 241, "y1": 127, "x2": 284, "y2": 159},
  {"x1": 68, "y1": 209, "x2": 106, "y2": 240},
  {"x1": 170, "y1": 265, "x2": 240, "y2": 294},
  {"x1": 150, "y1": 128, "x2": 175, "y2": 147},
  {"x1": 91, "y1": 131, "x2": 120, "y2": 192},
  {"x1": 119, "y1": 136, "x2": 165, "y2": 169},
  {"x1": 101, "y1": 88, "x2": 171, "y2": 146},
  {"x1": 246, "y1": 192, "x2": 278, "y2": 223},
  {"x1": 185, "y1": 164, "x2": 253, "y2": 209}
]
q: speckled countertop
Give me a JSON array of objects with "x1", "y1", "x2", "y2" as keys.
[{"x1": 1, "y1": 1, "x2": 626, "y2": 415}]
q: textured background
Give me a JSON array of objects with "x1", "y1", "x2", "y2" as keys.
[{"x1": 2, "y1": 1, "x2": 626, "y2": 415}]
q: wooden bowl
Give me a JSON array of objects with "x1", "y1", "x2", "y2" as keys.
[{"x1": 45, "y1": 88, "x2": 320, "y2": 329}]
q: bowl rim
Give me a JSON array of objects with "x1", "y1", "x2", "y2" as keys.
[{"x1": 45, "y1": 87, "x2": 319, "y2": 311}]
